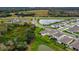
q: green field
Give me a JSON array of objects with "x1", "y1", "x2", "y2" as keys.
[{"x1": 30, "y1": 27, "x2": 73, "y2": 51}]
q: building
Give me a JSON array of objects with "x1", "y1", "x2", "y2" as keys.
[
  {"x1": 7, "y1": 18, "x2": 21, "y2": 24},
  {"x1": 44, "y1": 28, "x2": 64, "y2": 41},
  {"x1": 40, "y1": 28, "x2": 59, "y2": 36},
  {"x1": 51, "y1": 24, "x2": 60, "y2": 28},
  {"x1": 69, "y1": 25, "x2": 79, "y2": 32},
  {"x1": 40, "y1": 30, "x2": 49, "y2": 36},
  {"x1": 53, "y1": 31, "x2": 64, "y2": 40},
  {"x1": 45, "y1": 28, "x2": 59, "y2": 34},
  {"x1": 45, "y1": 28, "x2": 54, "y2": 31},
  {"x1": 11, "y1": 18, "x2": 20, "y2": 23},
  {"x1": 70, "y1": 40, "x2": 79, "y2": 51},
  {"x1": 59, "y1": 35, "x2": 74, "y2": 45}
]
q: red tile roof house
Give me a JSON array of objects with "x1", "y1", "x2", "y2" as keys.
[
  {"x1": 70, "y1": 40, "x2": 79, "y2": 51},
  {"x1": 59, "y1": 35, "x2": 74, "y2": 45},
  {"x1": 69, "y1": 25, "x2": 79, "y2": 33}
]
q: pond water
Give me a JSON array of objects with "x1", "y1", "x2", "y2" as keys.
[{"x1": 39, "y1": 19, "x2": 62, "y2": 25}]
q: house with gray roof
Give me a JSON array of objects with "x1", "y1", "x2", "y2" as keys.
[
  {"x1": 53, "y1": 31, "x2": 64, "y2": 40},
  {"x1": 40, "y1": 28, "x2": 59, "y2": 36},
  {"x1": 48, "y1": 30, "x2": 59, "y2": 36},
  {"x1": 70, "y1": 40, "x2": 79, "y2": 51},
  {"x1": 40, "y1": 29, "x2": 58, "y2": 36},
  {"x1": 51, "y1": 24, "x2": 60, "y2": 28},
  {"x1": 40, "y1": 30, "x2": 49, "y2": 36},
  {"x1": 45, "y1": 28, "x2": 55, "y2": 31},
  {"x1": 59, "y1": 35, "x2": 74, "y2": 45},
  {"x1": 69, "y1": 25, "x2": 79, "y2": 32}
]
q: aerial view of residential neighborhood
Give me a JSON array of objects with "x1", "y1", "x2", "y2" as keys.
[{"x1": 0, "y1": 7, "x2": 79, "y2": 51}]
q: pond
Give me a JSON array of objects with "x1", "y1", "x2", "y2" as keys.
[{"x1": 39, "y1": 19, "x2": 62, "y2": 25}]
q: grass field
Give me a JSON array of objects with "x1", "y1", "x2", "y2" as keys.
[
  {"x1": 18, "y1": 10, "x2": 48, "y2": 17},
  {"x1": 30, "y1": 27, "x2": 73, "y2": 51}
]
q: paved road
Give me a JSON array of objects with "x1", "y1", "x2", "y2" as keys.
[{"x1": 32, "y1": 19, "x2": 45, "y2": 28}]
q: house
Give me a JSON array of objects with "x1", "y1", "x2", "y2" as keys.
[
  {"x1": 45, "y1": 28, "x2": 60, "y2": 36},
  {"x1": 45, "y1": 28, "x2": 54, "y2": 31},
  {"x1": 45, "y1": 28, "x2": 59, "y2": 34},
  {"x1": 69, "y1": 40, "x2": 79, "y2": 51},
  {"x1": 48, "y1": 30, "x2": 59, "y2": 36},
  {"x1": 40, "y1": 28, "x2": 59, "y2": 36},
  {"x1": 21, "y1": 19, "x2": 30, "y2": 23},
  {"x1": 8, "y1": 18, "x2": 20, "y2": 24},
  {"x1": 51, "y1": 24, "x2": 60, "y2": 28},
  {"x1": 53, "y1": 31, "x2": 64, "y2": 40},
  {"x1": 59, "y1": 35, "x2": 74, "y2": 45},
  {"x1": 69, "y1": 25, "x2": 79, "y2": 32},
  {"x1": 40, "y1": 30, "x2": 49, "y2": 36}
]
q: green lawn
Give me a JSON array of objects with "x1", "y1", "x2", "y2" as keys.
[
  {"x1": 63, "y1": 30, "x2": 72, "y2": 34},
  {"x1": 31, "y1": 27, "x2": 73, "y2": 51},
  {"x1": 75, "y1": 32, "x2": 79, "y2": 34},
  {"x1": 36, "y1": 17, "x2": 77, "y2": 20}
]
